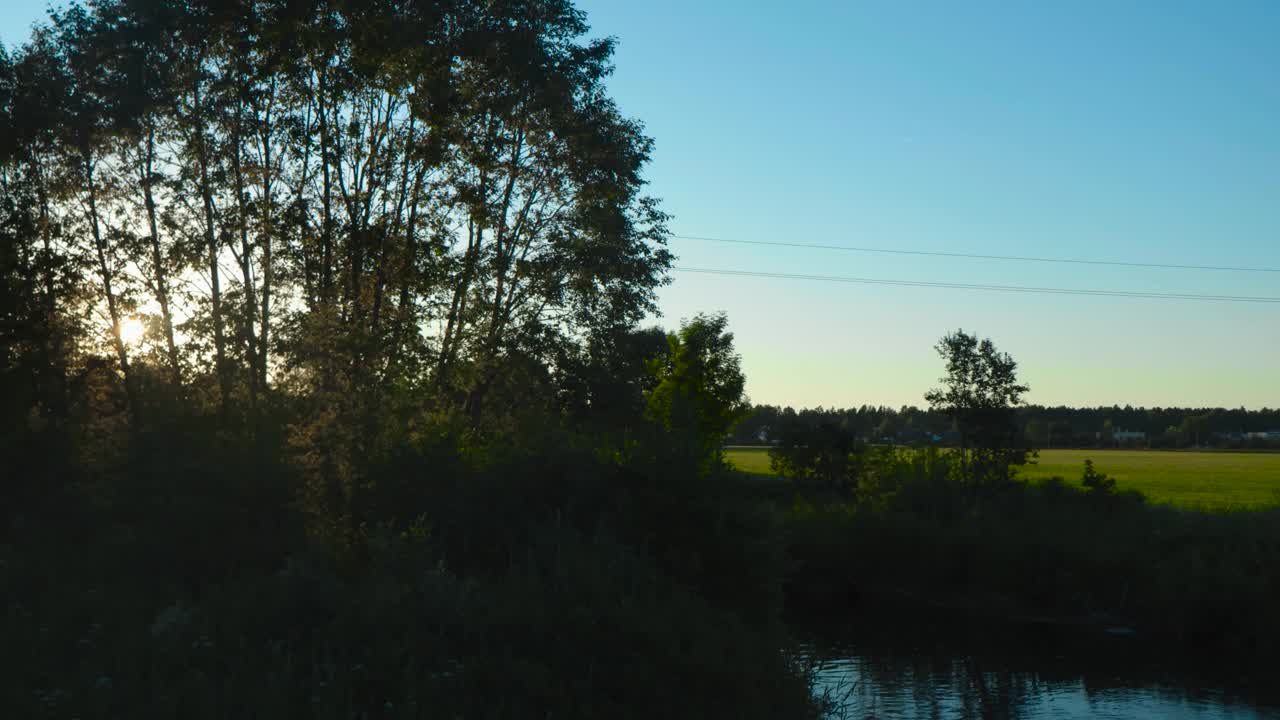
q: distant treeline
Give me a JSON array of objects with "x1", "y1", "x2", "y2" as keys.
[{"x1": 731, "y1": 404, "x2": 1280, "y2": 449}]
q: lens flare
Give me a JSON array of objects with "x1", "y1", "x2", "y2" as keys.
[{"x1": 119, "y1": 317, "x2": 146, "y2": 346}]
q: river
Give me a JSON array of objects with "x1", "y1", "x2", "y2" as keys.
[{"x1": 796, "y1": 610, "x2": 1280, "y2": 719}]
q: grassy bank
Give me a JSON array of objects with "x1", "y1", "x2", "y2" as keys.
[{"x1": 769, "y1": 448, "x2": 1280, "y2": 657}]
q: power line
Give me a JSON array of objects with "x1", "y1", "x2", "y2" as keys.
[
  {"x1": 672, "y1": 266, "x2": 1280, "y2": 304},
  {"x1": 672, "y1": 234, "x2": 1280, "y2": 274}
]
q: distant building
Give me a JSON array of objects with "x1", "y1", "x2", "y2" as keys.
[
  {"x1": 1113, "y1": 430, "x2": 1145, "y2": 441},
  {"x1": 1245, "y1": 431, "x2": 1280, "y2": 440}
]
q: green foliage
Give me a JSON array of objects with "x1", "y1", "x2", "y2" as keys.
[
  {"x1": 925, "y1": 329, "x2": 1033, "y2": 485},
  {"x1": 769, "y1": 419, "x2": 860, "y2": 491},
  {"x1": 1080, "y1": 458, "x2": 1116, "y2": 496},
  {"x1": 644, "y1": 312, "x2": 749, "y2": 472},
  {"x1": 557, "y1": 325, "x2": 669, "y2": 435},
  {"x1": 0, "y1": 2, "x2": 830, "y2": 716},
  {"x1": 0, "y1": 0, "x2": 676, "y2": 437},
  {"x1": 781, "y1": 447, "x2": 1280, "y2": 657}
]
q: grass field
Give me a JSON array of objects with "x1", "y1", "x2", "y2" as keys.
[{"x1": 725, "y1": 447, "x2": 1280, "y2": 511}]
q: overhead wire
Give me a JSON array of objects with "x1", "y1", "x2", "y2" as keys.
[
  {"x1": 671, "y1": 234, "x2": 1280, "y2": 274},
  {"x1": 671, "y1": 267, "x2": 1280, "y2": 304}
]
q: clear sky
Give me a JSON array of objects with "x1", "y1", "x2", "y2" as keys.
[
  {"x1": 5, "y1": 1, "x2": 1278, "y2": 409},
  {"x1": 575, "y1": 0, "x2": 1280, "y2": 410}
]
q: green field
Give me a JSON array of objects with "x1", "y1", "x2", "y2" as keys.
[
  {"x1": 725, "y1": 447, "x2": 1280, "y2": 510},
  {"x1": 725, "y1": 447, "x2": 777, "y2": 475}
]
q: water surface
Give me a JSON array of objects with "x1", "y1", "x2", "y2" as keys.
[{"x1": 798, "y1": 612, "x2": 1279, "y2": 719}]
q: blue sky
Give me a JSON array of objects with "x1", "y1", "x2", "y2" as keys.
[
  {"x1": 5, "y1": 1, "x2": 1278, "y2": 408},
  {"x1": 577, "y1": 0, "x2": 1280, "y2": 409}
]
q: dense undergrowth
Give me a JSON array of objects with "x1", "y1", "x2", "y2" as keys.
[
  {"x1": 8, "y1": 414, "x2": 1278, "y2": 718},
  {"x1": 1, "y1": 410, "x2": 825, "y2": 719},
  {"x1": 780, "y1": 448, "x2": 1280, "y2": 656}
]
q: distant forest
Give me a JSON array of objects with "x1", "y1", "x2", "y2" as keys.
[{"x1": 731, "y1": 404, "x2": 1280, "y2": 449}]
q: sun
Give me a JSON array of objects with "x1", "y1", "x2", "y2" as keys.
[{"x1": 119, "y1": 317, "x2": 146, "y2": 346}]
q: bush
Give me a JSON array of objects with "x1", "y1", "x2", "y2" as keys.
[
  {"x1": 1, "y1": 416, "x2": 827, "y2": 718},
  {"x1": 781, "y1": 449, "x2": 1280, "y2": 657},
  {"x1": 3, "y1": 520, "x2": 824, "y2": 719},
  {"x1": 1080, "y1": 458, "x2": 1116, "y2": 495}
]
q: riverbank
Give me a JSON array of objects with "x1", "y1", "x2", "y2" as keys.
[{"x1": 766, "y1": 450, "x2": 1280, "y2": 659}]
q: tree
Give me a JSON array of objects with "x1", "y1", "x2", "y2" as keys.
[
  {"x1": 874, "y1": 415, "x2": 898, "y2": 443},
  {"x1": 0, "y1": 0, "x2": 678, "y2": 548},
  {"x1": 769, "y1": 418, "x2": 859, "y2": 492},
  {"x1": 924, "y1": 329, "x2": 1032, "y2": 485},
  {"x1": 1080, "y1": 458, "x2": 1115, "y2": 496},
  {"x1": 1180, "y1": 414, "x2": 1208, "y2": 448},
  {"x1": 0, "y1": 0, "x2": 673, "y2": 432},
  {"x1": 558, "y1": 324, "x2": 669, "y2": 434},
  {"x1": 644, "y1": 313, "x2": 748, "y2": 472}
]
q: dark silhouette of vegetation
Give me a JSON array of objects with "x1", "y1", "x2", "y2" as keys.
[
  {"x1": 924, "y1": 329, "x2": 1033, "y2": 485},
  {"x1": 1080, "y1": 458, "x2": 1117, "y2": 496},
  {"x1": 644, "y1": 312, "x2": 749, "y2": 472},
  {"x1": 0, "y1": 2, "x2": 827, "y2": 717},
  {"x1": 769, "y1": 419, "x2": 861, "y2": 492},
  {"x1": 731, "y1": 403, "x2": 1280, "y2": 450},
  {"x1": 782, "y1": 445, "x2": 1280, "y2": 657},
  {"x1": 4, "y1": 3, "x2": 1276, "y2": 715},
  {"x1": 768, "y1": 332, "x2": 1280, "y2": 662}
]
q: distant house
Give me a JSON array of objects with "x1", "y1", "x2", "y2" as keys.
[
  {"x1": 1245, "y1": 431, "x2": 1280, "y2": 440},
  {"x1": 1109, "y1": 430, "x2": 1146, "y2": 447}
]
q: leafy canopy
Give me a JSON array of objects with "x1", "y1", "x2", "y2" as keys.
[
  {"x1": 925, "y1": 329, "x2": 1033, "y2": 482},
  {"x1": 644, "y1": 313, "x2": 748, "y2": 471}
]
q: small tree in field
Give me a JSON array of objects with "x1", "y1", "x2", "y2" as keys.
[
  {"x1": 1080, "y1": 459, "x2": 1116, "y2": 495},
  {"x1": 924, "y1": 329, "x2": 1032, "y2": 487}
]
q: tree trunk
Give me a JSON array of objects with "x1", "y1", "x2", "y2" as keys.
[
  {"x1": 34, "y1": 158, "x2": 67, "y2": 420},
  {"x1": 257, "y1": 86, "x2": 275, "y2": 391},
  {"x1": 318, "y1": 67, "x2": 333, "y2": 304},
  {"x1": 391, "y1": 165, "x2": 425, "y2": 369},
  {"x1": 140, "y1": 126, "x2": 182, "y2": 385},
  {"x1": 193, "y1": 81, "x2": 232, "y2": 423},
  {"x1": 231, "y1": 98, "x2": 260, "y2": 408},
  {"x1": 370, "y1": 114, "x2": 416, "y2": 344},
  {"x1": 436, "y1": 219, "x2": 482, "y2": 387},
  {"x1": 84, "y1": 153, "x2": 141, "y2": 426}
]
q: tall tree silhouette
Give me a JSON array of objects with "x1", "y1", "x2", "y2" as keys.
[{"x1": 0, "y1": 0, "x2": 671, "y2": 451}]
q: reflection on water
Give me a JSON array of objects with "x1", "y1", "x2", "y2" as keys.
[{"x1": 798, "y1": 613, "x2": 1280, "y2": 720}]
